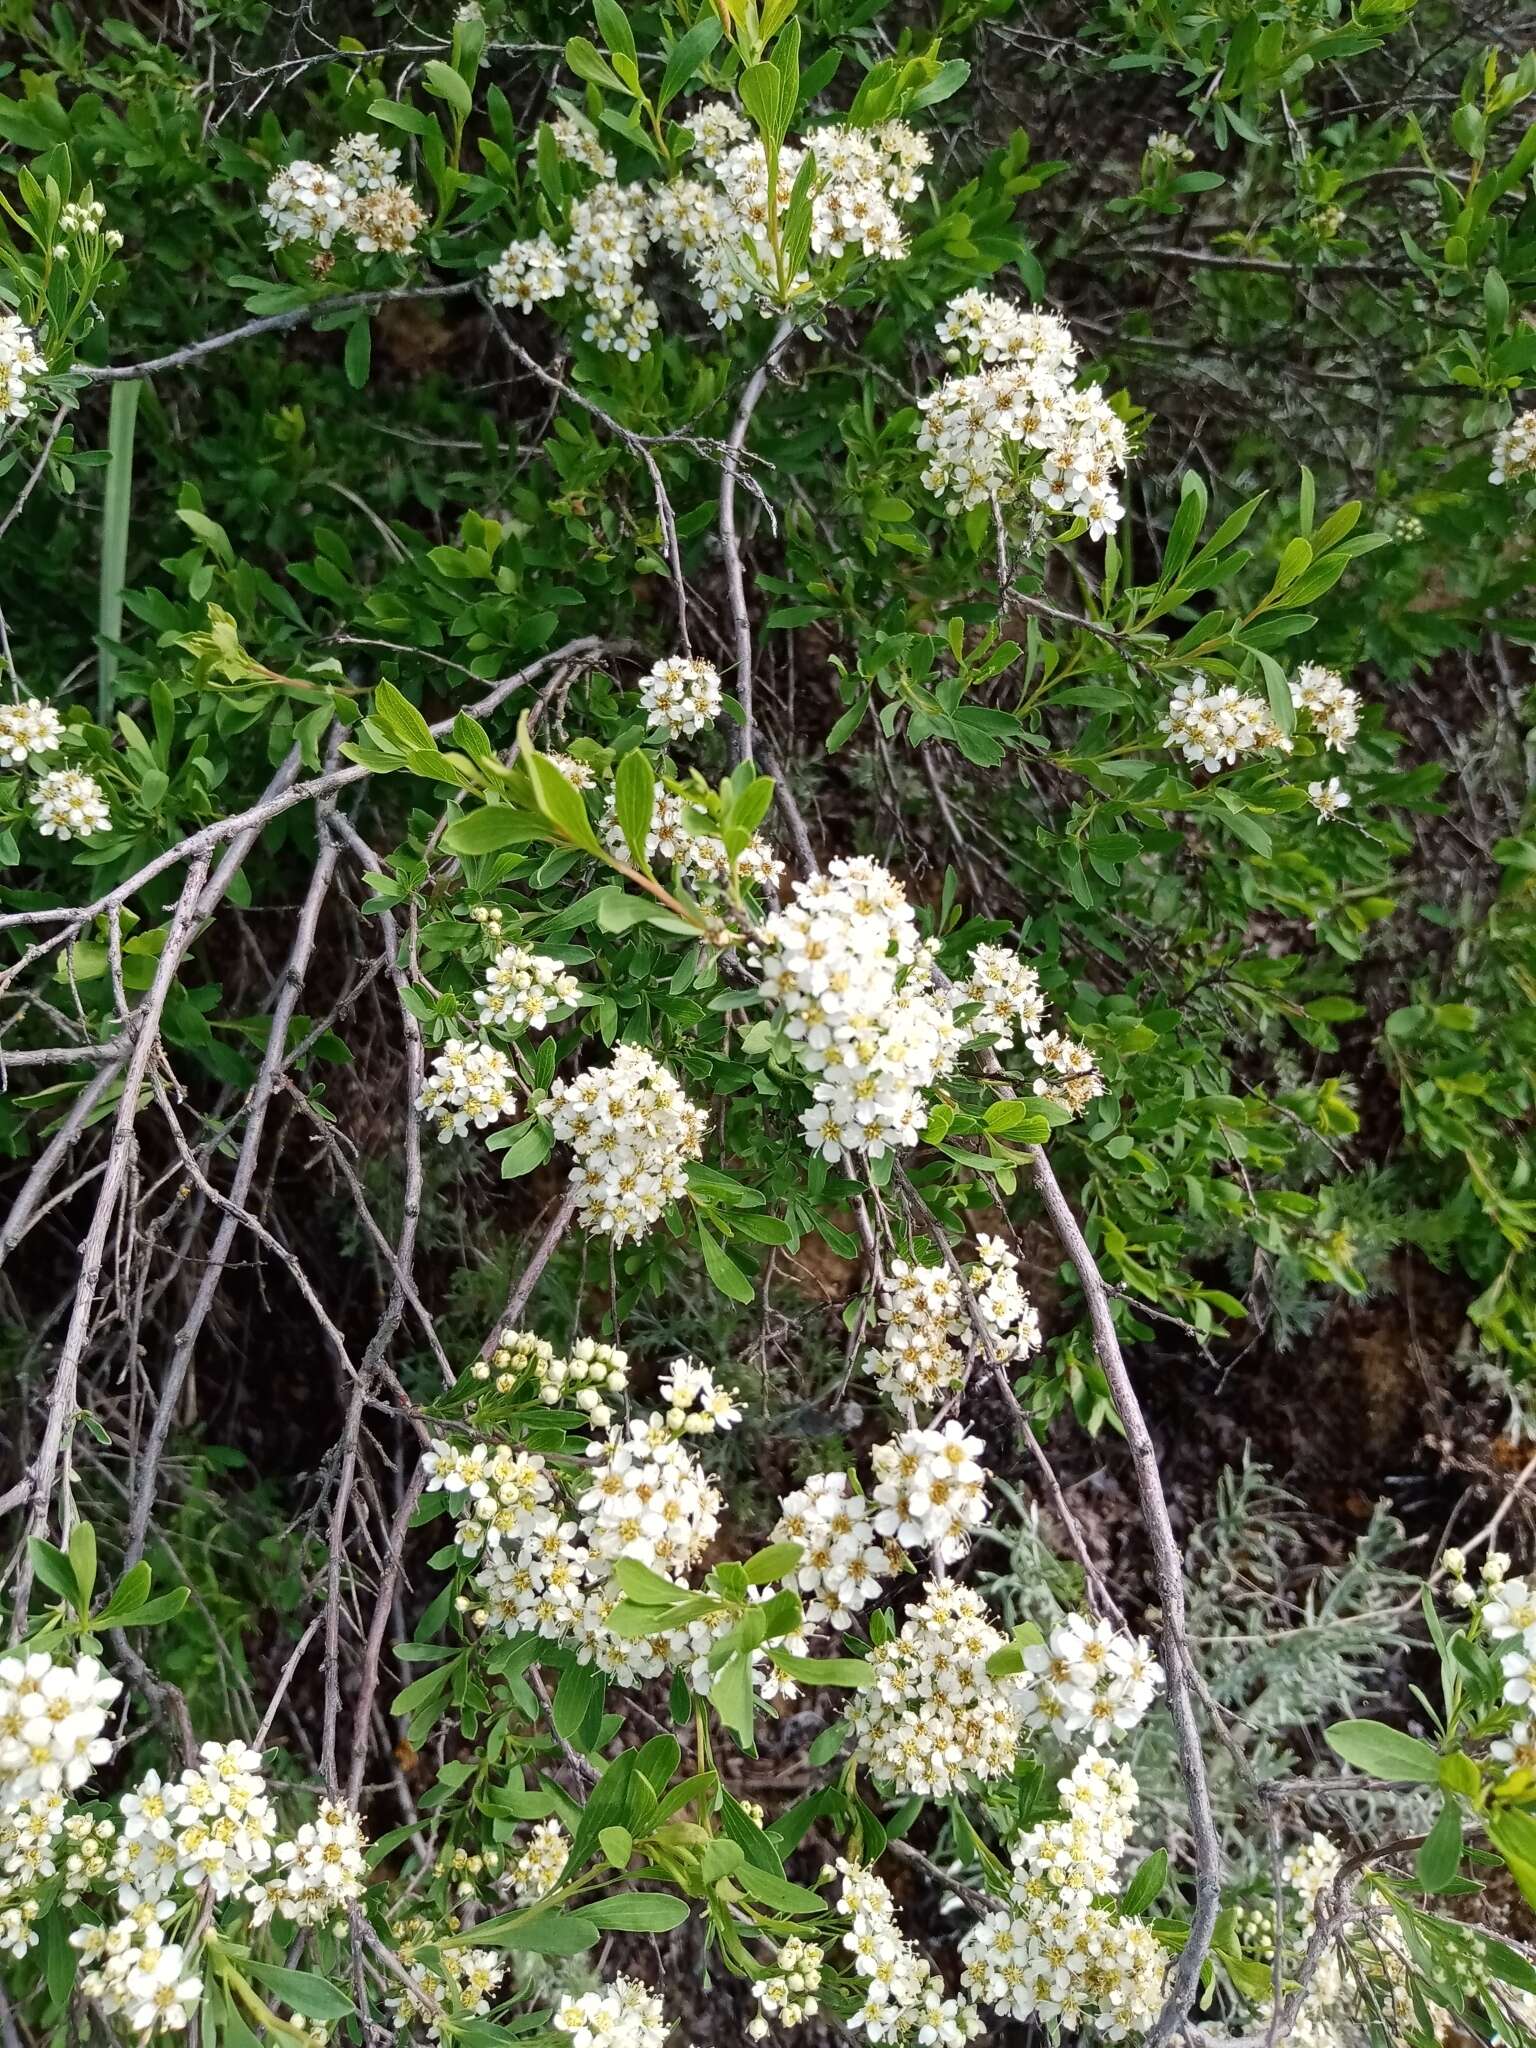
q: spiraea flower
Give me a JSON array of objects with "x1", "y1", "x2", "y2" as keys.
[
  {"x1": 658, "y1": 1357, "x2": 742, "y2": 1434},
  {"x1": 112, "y1": 1741, "x2": 278, "y2": 1904},
  {"x1": 1019, "y1": 1611, "x2": 1164, "y2": 1746},
  {"x1": 1282, "y1": 1830, "x2": 1341, "y2": 1909},
  {"x1": 838, "y1": 1860, "x2": 983, "y2": 2045},
  {"x1": 263, "y1": 135, "x2": 423, "y2": 257},
  {"x1": 550, "y1": 110, "x2": 617, "y2": 179},
  {"x1": 475, "y1": 943, "x2": 583, "y2": 1032},
  {"x1": 638, "y1": 654, "x2": 723, "y2": 741},
  {"x1": 756, "y1": 858, "x2": 963, "y2": 1163},
  {"x1": 600, "y1": 786, "x2": 781, "y2": 894},
  {"x1": 772, "y1": 1470, "x2": 892, "y2": 1630},
  {"x1": 1026, "y1": 1027, "x2": 1104, "y2": 1115},
  {"x1": 488, "y1": 235, "x2": 570, "y2": 312},
  {"x1": 546, "y1": 1044, "x2": 705, "y2": 1242},
  {"x1": 542, "y1": 1336, "x2": 630, "y2": 1426},
  {"x1": 748, "y1": 1935, "x2": 825, "y2": 2040},
  {"x1": 846, "y1": 1583, "x2": 1025, "y2": 1796},
  {"x1": 74, "y1": 1915, "x2": 203, "y2": 2035},
  {"x1": 1146, "y1": 129, "x2": 1195, "y2": 166},
  {"x1": 966, "y1": 1235, "x2": 1042, "y2": 1364},
  {"x1": 0, "y1": 311, "x2": 46, "y2": 421},
  {"x1": 254, "y1": 1801, "x2": 367, "y2": 1928},
  {"x1": 916, "y1": 291, "x2": 1127, "y2": 534},
  {"x1": 578, "y1": 1419, "x2": 722, "y2": 1579},
  {"x1": 509, "y1": 1817, "x2": 568, "y2": 1901},
  {"x1": 424, "y1": 1439, "x2": 554, "y2": 1559},
  {"x1": 871, "y1": 1422, "x2": 989, "y2": 1561},
  {"x1": 417, "y1": 1038, "x2": 518, "y2": 1142},
  {"x1": 261, "y1": 160, "x2": 348, "y2": 248},
  {"x1": 1491, "y1": 413, "x2": 1536, "y2": 487},
  {"x1": 0, "y1": 1653, "x2": 120, "y2": 1801},
  {"x1": 553, "y1": 1977, "x2": 670, "y2": 2048},
  {"x1": 0, "y1": 698, "x2": 63, "y2": 765},
  {"x1": 1160, "y1": 673, "x2": 1286, "y2": 772},
  {"x1": 864, "y1": 1257, "x2": 967, "y2": 1406},
  {"x1": 31, "y1": 767, "x2": 110, "y2": 839},
  {"x1": 1292, "y1": 663, "x2": 1361, "y2": 750},
  {"x1": 1307, "y1": 775, "x2": 1350, "y2": 821},
  {"x1": 387, "y1": 1925, "x2": 505, "y2": 2042},
  {"x1": 348, "y1": 184, "x2": 426, "y2": 254},
  {"x1": 953, "y1": 944, "x2": 1045, "y2": 1047},
  {"x1": 961, "y1": 1752, "x2": 1166, "y2": 2035}
]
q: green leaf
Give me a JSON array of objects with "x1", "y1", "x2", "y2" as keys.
[
  {"x1": 742, "y1": 1541, "x2": 802, "y2": 1586},
  {"x1": 612, "y1": 1557, "x2": 692, "y2": 1605},
  {"x1": 1122, "y1": 1849, "x2": 1167, "y2": 1916},
  {"x1": 344, "y1": 316, "x2": 371, "y2": 391},
  {"x1": 710, "y1": 1650, "x2": 757, "y2": 1747},
  {"x1": 244, "y1": 1965, "x2": 356, "y2": 2023},
  {"x1": 1324, "y1": 1719, "x2": 1441, "y2": 1785},
  {"x1": 592, "y1": 0, "x2": 636, "y2": 67},
  {"x1": 598, "y1": 1825, "x2": 633, "y2": 1869},
  {"x1": 659, "y1": 17, "x2": 722, "y2": 111},
  {"x1": 614, "y1": 750, "x2": 656, "y2": 869},
  {"x1": 95, "y1": 1560, "x2": 153, "y2": 1624},
  {"x1": 422, "y1": 59, "x2": 473, "y2": 120},
  {"x1": 564, "y1": 35, "x2": 627, "y2": 93},
  {"x1": 734, "y1": 1862, "x2": 826, "y2": 1916},
  {"x1": 67, "y1": 1521, "x2": 98, "y2": 1610},
  {"x1": 767, "y1": 1650, "x2": 874, "y2": 1688},
  {"x1": 519, "y1": 714, "x2": 604, "y2": 856},
  {"x1": 740, "y1": 62, "x2": 782, "y2": 141},
  {"x1": 1415, "y1": 1798, "x2": 1463, "y2": 1891},
  {"x1": 442, "y1": 807, "x2": 545, "y2": 856},
  {"x1": 578, "y1": 1892, "x2": 690, "y2": 1932},
  {"x1": 27, "y1": 1538, "x2": 80, "y2": 1608},
  {"x1": 698, "y1": 1224, "x2": 754, "y2": 1303},
  {"x1": 471, "y1": 1908, "x2": 599, "y2": 1954},
  {"x1": 553, "y1": 1660, "x2": 606, "y2": 1749}
]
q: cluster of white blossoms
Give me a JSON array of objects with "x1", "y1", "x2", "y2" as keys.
[
  {"x1": 491, "y1": 103, "x2": 929, "y2": 348},
  {"x1": 509, "y1": 1817, "x2": 568, "y2": 1901},
  {"x1": 916, "y1": 289, "x2": 1128, "y2": 534},
  {"x1": 1281, "y1": 1829, "x2": 1341, "y2": 1910},
  {"x1": 475, "y1": 943, "x2": 584, "y2": 1032},
  {"x1": 389, "y1": 1921, "x2": 505, "y2": 2042},
  {"x1": 748, "y1": 1934, "x2": 824, "y2": 2040},
  {"x1": 550, "y1": 109, "x2": 615, "y2": 179},
  {"x1": 772, "y1": 1470, "x2": 893, "y2": 1630},
  {"x1": 838, "y1": 1859, "x2": 984, "y2": 2046},
  {"x1": 0, "y1": 310, "x2": 46, "y2": 421},
  {"x1": 417, "y1": 1037, "x2": 518, "y2": 1142},
  {"x1": 870, "y1": 1422, "x2": 989, "y2": 1562},
  {"x1": 599, "y1": 782, "x2": 783, "y2": 893},
  {"x1": 1019, "y1": 1612, "x2": 1165, "y2": 1746},
  {"x1": 864, "y1": 1241, "x2": 1043, "y2": 1409},
  {"x1": 756, "y1": 857, "x2": 964, "y2": 1163},
  {"x1": 658, "y1": 1357, "x2": 742, "y2": 1435},
  {"x1": 72, "y1": 1912, "x2": 204, "y2": 2036},
  {"x1": 475, "y1": 1327, "x2": 631, "y2": 1422},
  {"x1": 1292, "y1": 664, "x2": 1361, "y2": 751},
  {"x1": 1026, "y1": 1026, "x2": 1105, "y2": 1115},
  {"x1": 554, "y1": 1976, "x2": 672, "y2": 2048},
  {"x1": 423, "y1": 1437, "x2": 555, "y2": 1561},
  {"x1": 31, "y1": 766, "x2": 111, "y2": 840},
  {"x1": 546, "y1": 1044, "x2": 706, "y2": 1242},
  {"x1": 954, "y1": 944, "x2": 1046, "y2": 1046},
  {"x1": 250, "y1": 1799, "x2": 367, "y2": 1929},
  {"x1": 262, "y1": 133, "x2": 425, "y2": 257},
  {"x1": 1159, "y1": 674, "x2": 1286, "y2": 774},
  {"x1": 114, "y1": 1742, "x2": 278, "y2": 1904},
  {"x1": 961, "y1": 1751, "x2": 1167, "y2": 2039},
  {"x1": 1491, "y1": 412, "x2": 1536, "y2": 487},
  {"x1": 578, "y1": 1416, "x2": 725, "y2": 1579},
  {"x1": 0, "y1": 697, "x2": 62, "y2": 765},
  {"x1": 0, "y1": 1652, "x2": 120, "y2": 1958},
  {"x1": 846, "y1": 1583, "x2": 1027, "y2": 1796},
  {"x1": 638, "y1": 654, "x2": 723, "y2": 742}
]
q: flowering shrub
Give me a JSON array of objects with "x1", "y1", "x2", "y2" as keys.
[{"x1": 2, "y1": 1, "x2": 1536, "y2": 2046}]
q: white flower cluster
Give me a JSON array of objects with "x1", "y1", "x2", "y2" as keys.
[
  {"x1": 748, "y1": 1934, "x2": 824, "y2": 2040},
  {"x1": 1026, "y1": 1026, "x2": 1105, "y2": 1115},
  {"x1": 0, "y1": 697, "x2": 62, "y2": 765},
  {"x1": 846, "y1": 1583, "x2": 1026, "y2": 1796},
  {"x1": 551, "y1": 110, "x2": 616, "y2": 179},
  {"x1": 423, "y1": 1438, "x2": 554, "y2": 1560},
  {"x1": 578, "y1": 1418, "x2": 723, "y2": 1580},
  {"x1": 0, "y1": 311, "x2": 45, "y2": 421},
  {"x1": 1146, "y1": 131, "x2": 1195, "y2": 167},
  {"x1": 864, "y1": 1241, "x2": 1042, "y2": 1408},
  {"x1": 0, "y1": 1652, "x2": 120, "y2": 1959},
  {"x1": 756, "y1": 857, "x2": 964, "y2": 1163},
  {"x1": 961, "y1": 1752, "x2": 1167, "y2": 2039},
  {"x1": 1292, "y1": 664, "x2": 1361, "y2": 751},
  {"x1": 1491, "y1": 413, "x2": 1536, "y2": 487},
  {"x1": 1281, "y1": 1829, "x2": 1341, "y2": 1910},
  {"x1": 32, "y1": 766, "x2": 111, "y2": 839},
  {"x1": 1159, "y1": 674, "x2": 1287, "y2": 774},
  {"x1": 477, "y1": 1327, "x2": 630, "y2": 1423},
  {"x1": 509, "y1": 1817, "x2": 568, "y2": 1901},
  {"x1": 1019, "y1": 1612, "x2": 1164, "y2": 1746},
  {"x1": 417, "y1": 1037, "x2": 518, "y2": 1142},
  {"x1": 955, "y1": 944, "x2": 1045, "y2": 1046},
  {"x1": 475, "y1": 943, "x2": 584, "y2": 1032},
  {"x1": 490, "y1": 108, "x2": 928, "y2": 348},
  {"x1": 871, "y1": 1422, "x2": 989, "y2": 1561},
  {"x1": 1480, "y1": 1556, "x2": 1536, "y2": 1747},
  {"x1": 554, "y1": 1976, "x2": 671, "y2": 2048},
  {"x1": 547, "y1": 1044, "x2": 706, "y2": 1242},
  {"x1": 773, "y1": 1471, "x2": 893, "y2": 1630},
  {"x1": 838, "y1": 1859, "x2": 983, "y2": 2046},
  {"x1": 262, "y1": 134, "x2": 424, "y2": 256},
  {"x1": 115, "y1": 1742, "x2": 278, "y2": 1903},
  {"x1": 73, "y1": 1910, "x2": 204, "y2": 2036},
  {"x1": 251, "y1": 1799, "x2": 367, "y2": 1929},
  {"x1": 600, "y1": 785, "x2": 783, "y2": 894},
  {"x1": 388, "y1": 1923, "x2": 504, "y2": 2042},
  {"x1": 658, "y1": 1357, "x2": 742, "y2": 1434},
  {"x1": 916, "y1": 289, "x2": 1128, "y2": 534},
  {"x1": 638, "y1": 655, "x2": 723, "y2": 741}
]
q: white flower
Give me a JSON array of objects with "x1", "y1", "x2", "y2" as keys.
[
  {"x1": 252, "y1": 1800, "x2": 368, "y2": 1928},
  {"x1": 550, "y1": 111, "x2": 617, "y2": 179},
  {"x1": 417, "y1": 1038, "x2": 518, "y2": 1143},
  {"x1": 638, "y1": 654, "x2": 722, "y2": 741},
  {"x1": 953, "y1": 945, "x2": 1045, "y2": 1047},
  {"x1": 1484, "y1": 1577, "x2": 1536, "y2": 1641},
  {"x1": 31, "y1": 767, "x2": 110, "y2": 839},
  {"x1": 659, "y1": 1357, "x2": 741, "y2": 1434},
  {"x1": 1282, "y1": 1830, "x2": 1341, "y2": 1909},
  {"x1": 846, "y1": 1583, "x2": 1024, "y2": 1797},
  {"x1": 1293, "y1": 663, "x2": 1361, "y2": 750},
  {"x1": 838, "y1": 1860, "x2": 982, "y2": 2045},
  {"x1": 0, "y1": 1652, "x2": 120, "y2": 1802},
  {"x1": 871, "y1": 1423, "x2": 989, "y2": 1563},
  {"x1": 772, "y1": 1470, "x2": 893, "y2": 1630},
  {"x1": 578, "y1": 1419, "x2": 722, "y2": 1579},
  {"x1": 261, "y1": 161, "x2": 348, "y2": 249},
  {"x1": 331, "y1": 133, "x2": 401, "y2": 197},
  {"x1": 553, "y1": 1977, "x2": 670, "y2": 2048},
  {"x1": 1160, "y1": 673, "x2": 1286, "y2": 773},
  {"x1": 547, "y1": 1045, "x2": 705, "y2": 1243},
  {"x1": 488, "y1": 235, "x2": 570, "y2": 312},
  {"x1": 1503, "y1": 1645, "x2": 1536, "y2": 1708},
  {"x1": 0, "y1": 312, "x2": 45, "y2": 422},
  {"x1": 1307, "y1": 776, "x2": 1350, "y2": 821},
  {"x1": 475, "y1": 944, "x2": 583, "y2": 1032},
  {"x1": 510, "y1": 1817, "x2": 568, "y2": 1900},
  {"x1": 0, "y1": 698, "x2": 63, "y2": 765},
  {"x1": 599, "y1": 785, "x2": 781, "y2": 893},
  {"x1": 1026, "y1": 1027, "x2": 1104, "y2": 1116},
  {"x1": 1491, "y1": 412, "x2": 1536, "y2": 487},
  {"x1": 750, "y1": 1935, "x2": 825, "y2": 2036},
  {"x1": 1020, "y1": 1612, "x2": 1164, "y2": 1746}
]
